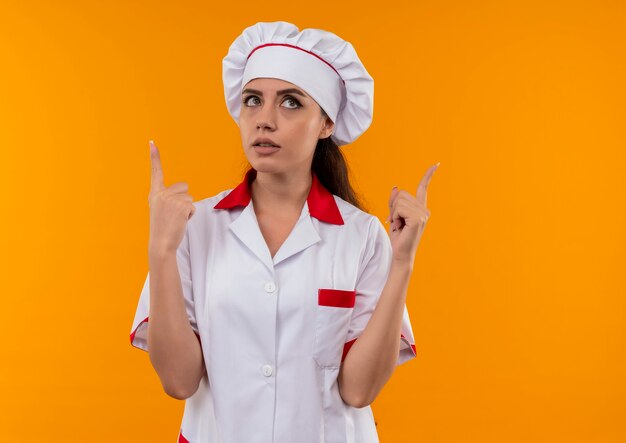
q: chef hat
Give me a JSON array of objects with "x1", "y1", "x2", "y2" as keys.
[{"x1": 222, "y1": 21, "x2": 374, "y2": 146}]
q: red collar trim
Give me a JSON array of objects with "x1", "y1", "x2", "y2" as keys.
[{"x1": 214, "y1": 168, "x2": 344, "y2": 225}]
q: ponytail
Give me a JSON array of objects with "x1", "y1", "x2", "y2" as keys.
[{"x1": 311, "y1": 136, "x2": 367, "y2": 212}]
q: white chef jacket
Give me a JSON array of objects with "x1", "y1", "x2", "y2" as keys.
[{"x1": 130, "y1": 167, "x2": 417, "y2": 443}]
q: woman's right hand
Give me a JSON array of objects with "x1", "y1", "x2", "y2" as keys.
[{"x1": 148, "y1": 140, "x2": 196, "y2": 256}]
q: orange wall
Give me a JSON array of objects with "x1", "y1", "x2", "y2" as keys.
[{"x1": 1, "y1": 0, "x2": 624, "y2": 441}]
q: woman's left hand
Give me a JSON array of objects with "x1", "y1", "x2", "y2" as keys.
[{"x1": 386, "y1": 162, "x2": 440, "y2": 265}]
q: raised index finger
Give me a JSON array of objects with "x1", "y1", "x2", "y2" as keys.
[
  {"x1": 415, "y1": 162, "x2": 439, "y2": 206},
  {"x1": 149, "y1": 140, "x2": 165, "y2": 193}
]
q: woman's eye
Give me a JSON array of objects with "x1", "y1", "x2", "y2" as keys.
[
  {"x1": 241, "y1": 95, "x2": 301, "y2": 109},
  {"x1": 282, "y1": 96, "x2": 301, "y2": 109},
  {"x1": 242, "y1": 96, "x2": 260, "y2": 106}
]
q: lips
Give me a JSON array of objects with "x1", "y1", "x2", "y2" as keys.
[
  {"x1": 252, "y1": 137, "x2": 280, "y2": 147},
  {"x1": 254, "y1": 145, "x2": 280, "y2": 155}
]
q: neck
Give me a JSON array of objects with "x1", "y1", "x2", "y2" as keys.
[{"x1": 250, "y1": 167, "x2": 312, "y2": 214}]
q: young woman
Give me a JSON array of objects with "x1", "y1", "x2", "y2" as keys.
[{"x1": 131, "y1": 20, "x2": 439, "y2": 443}]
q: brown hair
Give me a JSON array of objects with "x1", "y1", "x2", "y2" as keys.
[{"x1": 241, "y1": 108, "x2": 369, "y2": 213}]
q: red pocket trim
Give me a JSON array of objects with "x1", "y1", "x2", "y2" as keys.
[{"x1": 318, "y1": 288, "x2": 356, "y2": 308}]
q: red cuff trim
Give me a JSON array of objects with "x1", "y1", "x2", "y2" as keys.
[
  {"x1": 341, "y1": 338, "x2": 358, "y2": 362},
  {"x1": 401, "y1": 333, "x2": 417, "y2": 355},
  {"x1": 130, "y1": 316, "x2": 149, "y2": 348},
  {"x1": 130, "y1": 316, "x2": 201, "y2": 348},
  {"x1": 341, "y1": 333, "x2": 416, "y2": 363}
]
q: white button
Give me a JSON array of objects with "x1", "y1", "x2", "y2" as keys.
[
  {"x1": 264, "y1": 281, "x2": 276, "y2": 293},
  {"x1": 262, "y1": 364, "x2": 273, "y2": 376}
]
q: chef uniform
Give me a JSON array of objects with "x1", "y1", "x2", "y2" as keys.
[{"x1": 130, "y1": 21, "x2": 417, "y2": 443}]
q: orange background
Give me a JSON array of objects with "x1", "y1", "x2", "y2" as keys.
[{"x1": 1, "y1": 0, "x2": 625, "y2": 441}]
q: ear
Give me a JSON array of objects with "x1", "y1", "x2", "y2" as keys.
[{"x1": 318, "y1": 116, "x2": 335, "y2": 140}]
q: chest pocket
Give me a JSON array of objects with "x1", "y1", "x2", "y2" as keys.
[{"x1": 313, "y1": 288, "x2": 356, "y2": 368}]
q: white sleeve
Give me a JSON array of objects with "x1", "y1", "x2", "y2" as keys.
[
  {"x1": 129, "y1": 225, "x2": 199, "y2": 352},
  {"x1": 342, "y1": 216, "x2": 417, "y2": 367}
]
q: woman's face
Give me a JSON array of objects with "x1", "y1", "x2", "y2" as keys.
[{"x1": 239, "y1": 77, "x2": 334, "y2": 174}]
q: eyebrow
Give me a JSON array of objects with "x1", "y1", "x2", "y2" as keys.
[{"x1": 241, "y1": 88, "x2": 307, "y2": 98}]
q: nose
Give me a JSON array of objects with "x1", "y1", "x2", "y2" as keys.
[
  {"x1": 256, "y1": 102, "x2": 276, "y2": 130},
  {"x1": 257, "y1": 120, "x2": 274, "y2": 130}
]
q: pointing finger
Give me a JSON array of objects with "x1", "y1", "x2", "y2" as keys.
[
  {"x1": 416, "y1": 162, "x2": 439, "y2": 206},
  {"x1": 388, "y1": 186, "x2": 399, "y2": 209},
  {"x1": 150, "y1": 140, "x2": 165, "y2": 193},
  {"x1": 387, "y1": 186, "x2": 399, "y2": 223}
]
